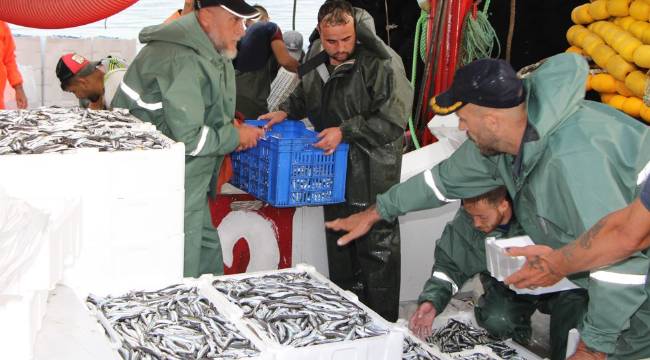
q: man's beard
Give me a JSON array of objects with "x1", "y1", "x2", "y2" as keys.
[
  {"x1": 468, "y1": 134, "x2": 499, "y2": 156},
  {"x1": 88, "y1": 93, "x2": 101, "y2": 103},
  {"x1": 219, "y1": 48, "x2": 238, "y2": 60}
]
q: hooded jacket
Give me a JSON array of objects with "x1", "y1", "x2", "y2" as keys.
[
  {"x1": 376, "y1": 53, "x2": 650, "y2": 354},
  {"x1": 112, "y1": 13, "x2": 239, "y2": 210},
  {"x1": 280, "y1": 11, "x2": 413, "y2": 204}
]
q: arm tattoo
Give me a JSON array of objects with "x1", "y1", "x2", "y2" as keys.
[{"x1": 578, "y1": 218, "x2": 607, "y2": 250}]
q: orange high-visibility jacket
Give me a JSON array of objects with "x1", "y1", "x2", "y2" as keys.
[{"x1": 0, "y1": 21, "x2": 23, "y2": 109}]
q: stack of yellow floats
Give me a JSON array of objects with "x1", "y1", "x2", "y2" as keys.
[{"x1": 567, "y1": 0, "x2": 650, "y2": 123}]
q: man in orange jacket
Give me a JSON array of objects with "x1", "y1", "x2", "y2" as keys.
[{"x1": 0, "y1": 21, "x2": 27, "y2": 109}]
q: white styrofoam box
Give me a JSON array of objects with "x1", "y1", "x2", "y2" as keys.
[
  {"x1": 427, "y1": 113, "x2": 467, "y2": 150},
  {"x1": 103, "y1": 142, "x2": 185, "y2": 198},
  {"x1": 199, "y1": 264, "x2": 404, "y2": 360},
  {"x1": 0, "y1": 290, "x2": 49, "y2": 360},
  {"x1": 3, "y1": 64, "x2": 39, "y2": 109},
  {"x1": 485, "y1": 236, "x2": 579, "y2": 295},
  {"x1": 13, "y1": 35, "x2": 43, "y2": 107},
  {"x1": 90, "y1": 37, "x2": 137, "y2": 65},
  {"x1": 400, "y1": 139, "x2": 456, "y2": 182},
  {"x1": 430, "y1": 307, "x2": 544, "y2": 360},
  {"x1": 34, "y1": 285, "x2": 121, "y2": 360},
  {"x1": 0, "y1": 196, "x2": 51, "y2": 297},
  {"x1": 62, "y1": 232, "x2": 184, "y2": 298},
  {"x1": 399, "y1": 204, "x2": 459, "y2": 302},
  {"x1": 400, "y1": 326, "x2": 452, "y2": 360},
  {"x1": 399, "y1": 138, "x2": 460, "y2": 302},
  {"x1": 43, "y1": 37, "x2": 92, "y2": 107},
  {"x1": 291, "y1": 206, "x2": 329, "y2": 277}
]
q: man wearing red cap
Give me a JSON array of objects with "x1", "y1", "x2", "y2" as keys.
[
  {"x1": 112, "y1": 0, "x2": 264, "y2": 279},
  {"x1": 56, "y1": 53, "x2": 127, "y2": 110},
  {"x1": 0, "y1": 21, "x2": 27, "y2": 109}
]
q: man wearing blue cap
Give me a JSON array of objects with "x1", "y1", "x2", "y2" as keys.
[{"x1": 326, "y1": 53, "x2": 650, "y2": 360}]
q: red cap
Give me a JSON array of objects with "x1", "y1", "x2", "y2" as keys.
[{"x1": 56, "y1": 53, "x2": 98, "y2": 88}]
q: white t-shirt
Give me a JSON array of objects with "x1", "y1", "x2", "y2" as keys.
[{"x1": 103, "y1": 68, "x2": 126, "y2": 110}]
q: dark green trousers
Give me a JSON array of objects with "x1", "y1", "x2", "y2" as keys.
[
  {"x1": 475, "y1": 274, "x2": 588, "y2": 360},
  {"x1": 324, "y1": 203, "x2": 401, "y2": 321},
  {"x1": 183, "y1": 198, "x2": 223, "y2": 278}
]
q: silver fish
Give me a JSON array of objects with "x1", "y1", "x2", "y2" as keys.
[{"x1": 213, "y1": 272, "x2": 387, "y2": 347}]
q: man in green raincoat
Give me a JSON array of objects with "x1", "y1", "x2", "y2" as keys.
[
  {"x1": 326, "y1": 54, "x2": 650, "y2": 359},
  {"x1": 112, "y1": 0, "x2": 265, "y2": 278},
  {"x1": 259, "y1": 1, "x2": 413, "y2": 321},
  {"x1": 410, "y1": 187, "x2": 587, "y2": 360}
]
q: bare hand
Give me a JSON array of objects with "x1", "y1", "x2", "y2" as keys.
[
  {"x1": 258, "y1": 111, "x2": 288, "y2": 129},
  {"x1": 568, "y1": 340, "x2": 607, "y2": 360},
  {"x1": 409, "y1": 302, "x2": 437, "y2": 339},
  {"x1": 14, "y1": 85, "x2": 27, "y2": 109},
  {"x1": 236, "y1": 124, "x2": 264, "y2": 151},
  {"x1": 314, "y1": 127, "x2": 342, "y2": 155},
  {"x1": 325, "y1": 206, "x2": 382, "y2": 246},
  {"x1": 505, "y1": 245, "x2": 565, "y2": 289}
]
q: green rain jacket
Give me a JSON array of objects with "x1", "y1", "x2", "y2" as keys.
[
  {"x1": 112, "y1": 13, "x2": 239, "y2": 208},
  {"x1": 377, "y1": 53, "x2": 650, "y2": 354},
  {"x1": 419, "y1": 209, "x2": 523, "y2": 313},
  {"x1": 279, "y1": 16, "x2": 413, "y2": 205}
]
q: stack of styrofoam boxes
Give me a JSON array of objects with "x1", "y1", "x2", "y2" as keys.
[
  {"x1": 11, "y1": 35, "x2": 42, "y2": 108},
  {"x1": 13, "y1": 35, "x2": 137, "y2": 108},
  {"x1": 0, "y1": 136, "x2": 185, "y2": 357},
  {"x1": 61, "y1": 142, "x2": 186, "y2": 298},
  {"x1": 0, "y1": 194, "x2": 51, "y2": 360},
  {"x1": 195, "y1": 264, "x2": 404, "y2": 360}
]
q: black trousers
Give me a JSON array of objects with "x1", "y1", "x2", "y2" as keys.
[{"x1": 324, "y1": 203, "x2": 401, "y2": 321}]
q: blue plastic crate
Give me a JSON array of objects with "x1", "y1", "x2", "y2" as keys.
[{"x1": 230, "y1": 120, "x2": 348, "y2": 207}]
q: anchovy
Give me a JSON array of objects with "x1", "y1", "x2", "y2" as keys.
[
  {"x1": 87, "y1": 285, "x2": 259, "y2": 360},
  {"x1": 213, "y1": 272, "x2": 388, "y2": 347},
  {"x1": 0, "y1": 107, "x2": 173, "y2": 155},
  {"x1": 402, "y1": 336, "x2": 443, "y2": 360},
  {"x1": 426, "y1": 319, "x2": 521, "y2": 359}
]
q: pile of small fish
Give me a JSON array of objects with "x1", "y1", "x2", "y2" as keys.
[
  {"x1": 402, "y1": 336, "x2": 443, "y2": 360},
  {"x1": 427, "y1": 319, "x2": 519, "y2": 359},
  {"x1": 87, "y1": 284, "x2": 259, "y2": 359},
  {"x1": 452, "y1": 353, "x2": 500, "y2": 360},
  {"x1": 213, "y1": 272, "x2": 387, "y2": 347},
  {"x1": 0, "y1": 107, "x2": 173, "y2": 155}
]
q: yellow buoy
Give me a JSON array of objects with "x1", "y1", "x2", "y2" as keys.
[
  {"x1": 592, "y1": 43, "x2": 618, "y2": 68},
  {"x1": 630, "y1": 0, "x2": 650, "y2": 21},
  {"x1": 606, "y1": 54, "x2": 637, "y2": 81},
  {"x1": 607, "y1": 0, "x2": 631, "y2": 17},
  {"x1": 640, "y1": 104, "x2": 650, "y2": 123},
  {"x1": 625, "y1": 70, "x2": 648, "y2": 98},
  {"x1": 609, "y1": 94, "x2": 628, "y2": 110},
  {"x1": 592, "y1": 73, "x2": 619, "y2": 93},
  {"x1": 623, "y1": 96, "x2": 643, "y2": 117},
  {"x1": 633, "y1": 44, "x2": 650, "y2": 67},
  {"x1": 617, "y1": 80, "x2": 635, "y2": 96},
  {"x1": 601, "y1": 93, "x2": 617, "y2": 103}
]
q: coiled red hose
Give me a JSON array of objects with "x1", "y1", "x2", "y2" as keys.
[{"x1": 0, "y1": 0, "x2": 139, "y2": 29}]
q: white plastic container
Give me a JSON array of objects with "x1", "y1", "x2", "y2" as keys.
[
  {"x1": 199, "y1": 264, "x2": 404, "y2": 360},
  {"x1": 485, "y1": 236, "x2": 579, "y2": 295}
]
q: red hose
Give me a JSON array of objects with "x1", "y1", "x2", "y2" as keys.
[{"x1": 0, "y1": 0, "x2": 139, "y2": 29}]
